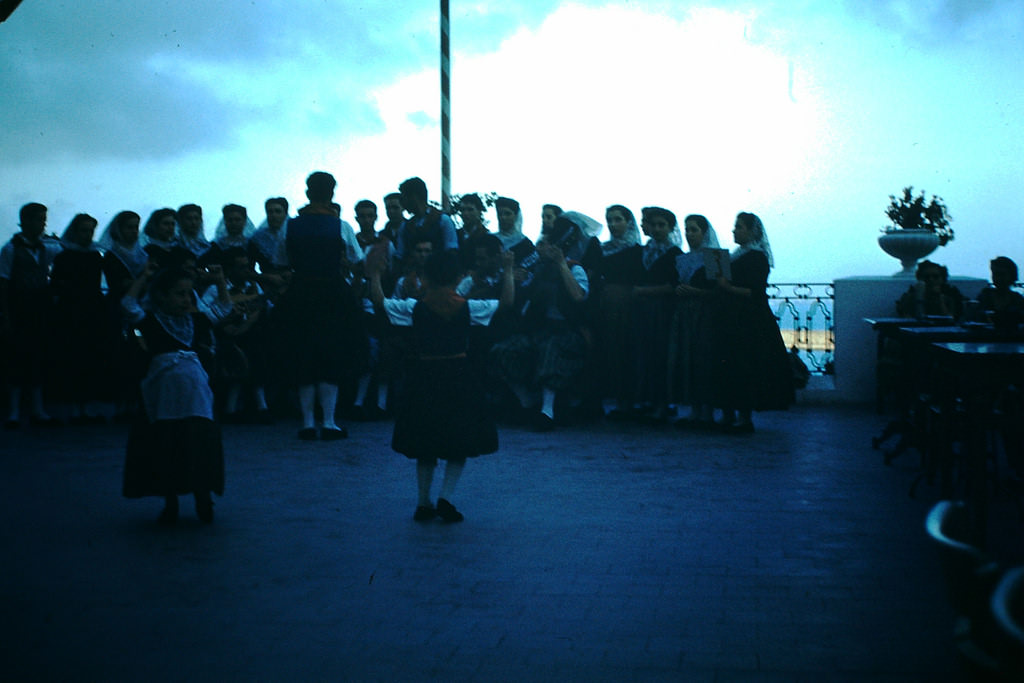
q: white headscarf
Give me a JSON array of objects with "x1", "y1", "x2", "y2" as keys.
[
  {"x1": 175, "y1": 216, "x2": 211, "y2": 258},
  {"x1": 213, "y1": 213, "x2": 257, "y2": 250},
  {"x1": 251, "y1": 217, "x2": 290, "y2": 269},
  {"x1": 601, "y1": 206, "x2": 641, "y2": 256},
  {"x1": 641, "y1": 207, "x2": 682, "y2": 270},
  {"x1": 59, "y1": 215, "x2": 101, "y2": 253},
  {"x1": 495, "y1": 198, "x2": 525, "y2": 249},
  {"x1": 730, "y1": 212, "x2": 774, "y2": 268},
  {"x1": 675, "y1": 217, "x2": 720, "y2": 283},
  {"x1": 98, "y1": 212, "x2": 148, "y2": 277},
  {"x1": 139, "y1": 209, "x2": 177, "y2": 250}
]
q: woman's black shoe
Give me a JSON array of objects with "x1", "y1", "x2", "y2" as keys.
[
  {"x1": 436, "y1": 498, "x2": 464, "y2": 523},
  {"x1": 158, "y1": 496, "x2": 179, "y2": 525},
  {"x1": 321, "y1": 426, "x2": 348, "y2": 441},
  {"x1": 298, "y1": 427, "x2": 318, "y2": 441},
  {"x1": 413, "y1": 505, "x2": 437, "y2": 522},
  {"x1": 195, "y1": 493, "x2": 214, "y2": 523}
]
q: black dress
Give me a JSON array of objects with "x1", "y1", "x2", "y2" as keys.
[
  {"x1": 633, "y1": 246, "x2": 682, "y2": 408},
  {"x1": 592, "y1": 245, "x2": 643, "y2": 404},
  {"x1": 50, "y1": 248, "x2": 110, "y2": 402},
  {"x1": 391, "y1": 300, "x2": 498, "y2": 461},
  {"x1": 707, "y1": 250, "x2": 793, "y2": 411},
  {"x1": 123, "y1": 312, "x2": 224, "y2": 499}
]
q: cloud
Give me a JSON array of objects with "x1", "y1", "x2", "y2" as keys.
[{"x1": 0, "y1": 1, "x2": 482, "y2": 163}]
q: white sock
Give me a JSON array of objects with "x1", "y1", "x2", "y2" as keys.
[
  {"x1": 440, "y1": 459, "x2": 465, "y2": 501},
  {"x1": 416, "y1": 459, "x2": 436, "y2": 506},
  {"x1": 317, "y1": 382, "x2": 339, "y2": 429},
  {"x1": 298, "y1": 385, "x2": 316, "y2": 428},
  {"x1": 541, "y1": 388, "x2": 556, "y2": 419},
  {"x1": 253, "y1": 387, "x2": 268, "y2": 411}
]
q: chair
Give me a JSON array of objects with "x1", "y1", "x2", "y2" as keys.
[
  {"x1": 990, "y1": 566, "x2": 1024, "y2": 681},
  {"x1": 925, "y1": 500, "x2": 1003, "y2": 676}
]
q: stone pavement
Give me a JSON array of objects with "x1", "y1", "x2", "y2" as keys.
[{"x1": 3, "y1": 403, "x2": 1022, "y2": 682}]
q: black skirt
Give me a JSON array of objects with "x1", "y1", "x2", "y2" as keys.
[
  {"x1": 392, "y1": 356, "x2": 497, "y2": 460},
  {"x1": 123, "y1": 417, "x2": 225, "y2": 498}
]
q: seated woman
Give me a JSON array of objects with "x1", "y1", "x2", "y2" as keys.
[
  {"x1": 896, "y1": 259, "x2": 964, "y2": 320},
  {"x1": 705, "y1": 212, "x2": 793, "y2": 433},
  {"x1": 594, "y1": 204, "x2": 643, "y2": 419},
  {"x1": 976, "y1": 256, "x2": 1024, "y2": 325},
  {"x1": 205, "y1": 247, "x2": 273, "y2": 423},
  {"x1": 367, "y1": 249, "x2": 514, "y2": 522},
  {"x1": 671, "y1": 214, "x2": 720, "y2": 428}
]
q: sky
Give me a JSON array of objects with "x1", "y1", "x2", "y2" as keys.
[{"x1": 1, "y1": 0, "x2": 1022, "y2": 283}]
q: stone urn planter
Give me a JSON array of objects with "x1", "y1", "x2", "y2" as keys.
[{"x1": 878, "y1": 228, "x2": 940, "y2": 277}]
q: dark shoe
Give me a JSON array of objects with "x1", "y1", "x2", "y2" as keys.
[
  {"x1": 413, "y1": 505, "x2": 437, "y2": 522},
  {"x1": 533, "y1": 412, "x2": 555, "y2": 432},
  {"x1": 221, "y1": 412, "x2": 246, "y2": 424},
  {"x1": 158, "y1": 496, "x2": 179, "y2": 525},
  {"x1": 4, "y1": 418, "x2": 19, "y2": 430},
  {"x1": 436, "y1": 498, "x2": 464, "y2": 523},
  {"x1": 298, "y1": 427, "x2": 318, "y2": 441},
  {"x1": 255, "y1": 410, "x2": 273, "y2": 425},
  {"x1": 642, "y1": 409, "x2": 669, "y2": 425},
  {"x1": 605, "y1": 408, "x2": 632, "y2": 422},
  {"x1": 194, "y1": 492, "x2": 214, "y2": 523},
  {"x1": 674, "y1": 416, "x2": 697, "y2": 430},
  {"x1": 321, "y1": 426, "x2": 348, "y2": 441},
  {"x1": 728, "y1": 421, "x2": 755, "y2": 435},
  {"x1": 30, "y1": 415, "x2": 61, "y2": 428}
]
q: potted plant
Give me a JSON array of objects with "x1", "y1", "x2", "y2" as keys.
[{"x1": 878, "y1": 186, "x2": 954, "y2": 276}]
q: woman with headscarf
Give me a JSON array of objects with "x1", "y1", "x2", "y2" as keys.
[
  {"x1": 140, "y1": 208, "x2": 180, "y2": 269},
  {"x1": 631, "y1": 206, "x2": 683, "y2": 422},
  {"x1": 50, "y1": 213, "x2": 108, "y2": 422},
  {"x1": 706, "y1": 212, "x2": 793, "y2": 433},
  {"x1": 99, "y1": 211, "x2": 149, "y2": 420},
  {"x1": 494, "y1": 196, "x2": 536, "y2": 271},
  {"x1": 594, "y1": 204, "x2": 643, "y2": 419},
  {"x1": 670, "y1": 214, "x2": 720, "y2": 428},
  {"x1": 201, "y1": 204, "x2": 256, "y2": 270},
  {"x1": 175, "y1": 204, "x2": 211, "y2": 260}
]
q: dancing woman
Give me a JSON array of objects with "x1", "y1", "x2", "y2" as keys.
[{"x1": 367, "y1": 249, "x2": 514, "y2": 522}]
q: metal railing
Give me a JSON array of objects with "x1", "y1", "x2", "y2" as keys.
[{"x1": 768, "y1": 282, "x2": 835, "y2": 375}]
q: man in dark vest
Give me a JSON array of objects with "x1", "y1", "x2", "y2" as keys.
[{"x1": 394, "y1": 177, "x2": 457, "y2": 268}]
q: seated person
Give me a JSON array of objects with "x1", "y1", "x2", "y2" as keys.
[
  {"x1": 490, "y1": 230, "x2": 590, "y2": 430},
  {"x1": 896, "y1": 260, "x2": 964, "y2": 320},
  {"x1": 976, "y1": 256, "x2": 1024, "y2": 323}
]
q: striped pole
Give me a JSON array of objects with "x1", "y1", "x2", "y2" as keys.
[{"x1": 440, "y1": 0, "x2": 451, "y2": 211}]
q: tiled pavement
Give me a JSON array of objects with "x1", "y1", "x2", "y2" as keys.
[{"x1": 3, "y1": 403, "x2": 1022, "y2": 682}]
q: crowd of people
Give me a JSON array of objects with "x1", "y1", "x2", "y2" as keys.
[{"x1": 1, "y1": 172, "x2": 798, "y2": 522}]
